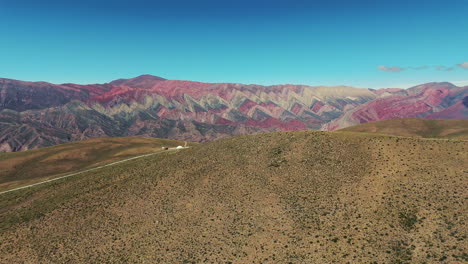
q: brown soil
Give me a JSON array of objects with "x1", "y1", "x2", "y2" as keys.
[
  {"x1": 0, "y1": 131, "x2": 466, "y2": 263},
  {"x1": 340, "y1": 118, "x2": 468, "y2": 140}
]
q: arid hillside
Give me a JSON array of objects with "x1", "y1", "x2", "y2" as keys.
[
  {"x1": 0, "y1": 137, "x2": 192, "y2": 192},
  {"x1": 340, "y1": 118, "x2": 468, "y2": 139},
  {"x1": 0, "y1": 131, "x2": 466, "y2": 263}
]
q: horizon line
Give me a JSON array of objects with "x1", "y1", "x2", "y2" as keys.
[{"x1": 1, "y1": 74, "x2": 466, "y2": 90}]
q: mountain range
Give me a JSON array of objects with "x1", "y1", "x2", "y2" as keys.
[{"x1": 1, "y1": 75, "x2": 467, "y2": 152}]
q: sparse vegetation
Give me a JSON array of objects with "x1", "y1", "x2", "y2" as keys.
[
  {"x1": 0, "y1": 131, "x2": 466, "y2": 263},
  {"x1": 0, "y1": 137, "x2": 194, "y2": 192},
  {"x1": 341, "y1": 118, "x2": 468, "y2": 140},
  {"x1": 391, "y1": 240, "x2": 413, "y2": 264},
  {"x1": 399, "y1": 210, "x2": 419, "y2": 231}
]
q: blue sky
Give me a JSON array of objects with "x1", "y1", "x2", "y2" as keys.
[{"x1": 0, "y1": 0, "x2": 467, "y2": 88}]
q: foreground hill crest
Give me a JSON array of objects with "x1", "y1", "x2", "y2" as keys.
[{"x1": 0, "y1": 131, "x2": 466, "y2": 263}]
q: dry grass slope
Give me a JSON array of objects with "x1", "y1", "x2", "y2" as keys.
[
  {"x1": 0, "y1": 131, "x2": 466, "y2": 263},
  {"x1": 340, "y1": 118, "x2": 468, "y2": 140},
  {"x1": 0, "y1": 137, "x2": 193, "y2": 192}
]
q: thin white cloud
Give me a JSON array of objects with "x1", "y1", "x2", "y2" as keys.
[
  {"x1": 408, "y1": 65, "x2": 429, "y2": 70},
  {"x1": 434, "y1": 65, "x2": 454, "y2": 71},
  {"x1": 377, "y1": 65, "x2": 404, "y2": 72},
  {"x1": 378, "y1": 62, "x2": 467, "y2": 72},
  {"x1": 457, "y1": 62, "x2": 468, "y2": 69}
]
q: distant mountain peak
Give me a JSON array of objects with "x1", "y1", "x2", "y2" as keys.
[
  {"x1": 409, "y1": 81, "x2": 458, "y2": 90},
  {"x1": 132, "y1": 74, "x2": 167, "y2": 81},
  {"x1": 109, "y1": 74, "x2": 167, "y2": 87}
]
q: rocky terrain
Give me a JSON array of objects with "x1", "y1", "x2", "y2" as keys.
[
  {"x1": 323, "y1": 82, "x2": 468, "y2": 130},
  {"x1": 1, "y1": 75, "x2": 467, "y2": 152},
  {"x1": 0, "y1": 131, "x2": 466, "y2": 263}
]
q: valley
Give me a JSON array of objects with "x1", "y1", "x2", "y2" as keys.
[{"x1": 0, "y1": 137, "x2": 192, "y2": 192}]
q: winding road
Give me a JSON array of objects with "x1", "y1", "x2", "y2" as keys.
[{"x1": 0, "y1": 147, "x2": 187, "y2": 196}]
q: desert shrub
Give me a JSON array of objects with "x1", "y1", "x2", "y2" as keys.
[
  {"x1": 391, "y1": 241, "x2": 413, "y2": 264},
  {"x1": 399, "y1": 210, "x2": 418, "y2": 231}
]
